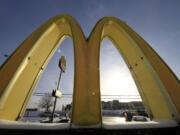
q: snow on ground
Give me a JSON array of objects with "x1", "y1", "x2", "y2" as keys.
[{"x1": 0, "y1": 116, "x2": 178, "y2": 130}]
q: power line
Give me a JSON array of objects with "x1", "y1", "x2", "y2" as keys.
[
  {"x1": 33, "y1": 92, "x2": 141, "y2": 100},
  {"x1": 34, "y1": 92, "x2": 140, "y2": 96}
]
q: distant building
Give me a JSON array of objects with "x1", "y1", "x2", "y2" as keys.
[
  {"x1": 102, "y1": 101, "x2": 112, "y2": 110},
  {"x1": 24, "y1": 108, "x2": 39, "y2": 117},
  {"x1": 131, "y1": 101, "x2": 145, "y2": 111},
  {"x1": 112, "y1": 100, "x2": 119, "y2": 110},
  {"x1": 101, "y1": 100, "x2": 148, "y2": 117}
]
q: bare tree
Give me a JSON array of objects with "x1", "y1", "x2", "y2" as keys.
[{"x1": 38, "y1": 93, "x2": 53, "y2": 113}]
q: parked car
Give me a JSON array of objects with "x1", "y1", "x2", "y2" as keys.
[
  {"x1": 40, "y1": 117, "x2": 51, "y2": 123},
  {"x1": 39, "y1": 112, "x2": 59, "y2": 118},
  {"x1": 58, "y1": 117, "x2": 69, "y2": 123},
  {"x1": 132, "y1": 116, "x2": 148, "y2": 122}
]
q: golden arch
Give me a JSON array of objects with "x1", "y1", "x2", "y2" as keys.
[{"x1": 0, "y1": 14, "x2": 180, "y2": 126}]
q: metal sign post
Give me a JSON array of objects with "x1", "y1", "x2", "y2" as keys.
[{"x1": 50, "y1": 56, "x2": 66, "y2": 123}]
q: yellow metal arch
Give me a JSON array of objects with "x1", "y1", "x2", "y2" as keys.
[
  {"x1": 0, "y1": 15, "x2": 90, "y2": 125},
  {"x1": 88, "y1": 17, "x2": 180, "y2": 121},
  {"x1": 0, "y1": 14, "x2": 180, "y2": 126}
]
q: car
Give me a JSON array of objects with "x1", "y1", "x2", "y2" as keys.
[
  {"x1": 39, "y1": 112, "x2": 59, "y2": 118},
  {"x1": 40, "y1": 117, "x2": 51, "y2": 123},
  {"x1": 58, "y1": 117, "x2": 69, "y2": 123},
  {"x1": 132, "y1": 116, "x2": 148, "y2": 122}
]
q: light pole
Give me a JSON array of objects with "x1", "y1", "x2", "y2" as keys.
[{"x1": 50, "y1": 56, "x2": 66, "y2": 123}]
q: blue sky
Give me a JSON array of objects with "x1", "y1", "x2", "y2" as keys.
[
  {"x1": 0, "y1": 0, "x2": 179, "y2": 76},
  {"x1": 0, "y1": 0, "x2": 179, "y2": 108}
]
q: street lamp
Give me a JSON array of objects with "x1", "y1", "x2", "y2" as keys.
[{"x1": 50, "y1": 56, "x2": 66, "y2": 123}]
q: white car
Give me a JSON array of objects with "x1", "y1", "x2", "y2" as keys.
[
  {"x1": 132, "y1": 116, "x2": 148, "y2": 122},
  {"x1": 40, "y1": 117, "x2": 51, "y2": 123},
  {"x1": 58, "y1": 117, "x2": 70, "y2": 123}
]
